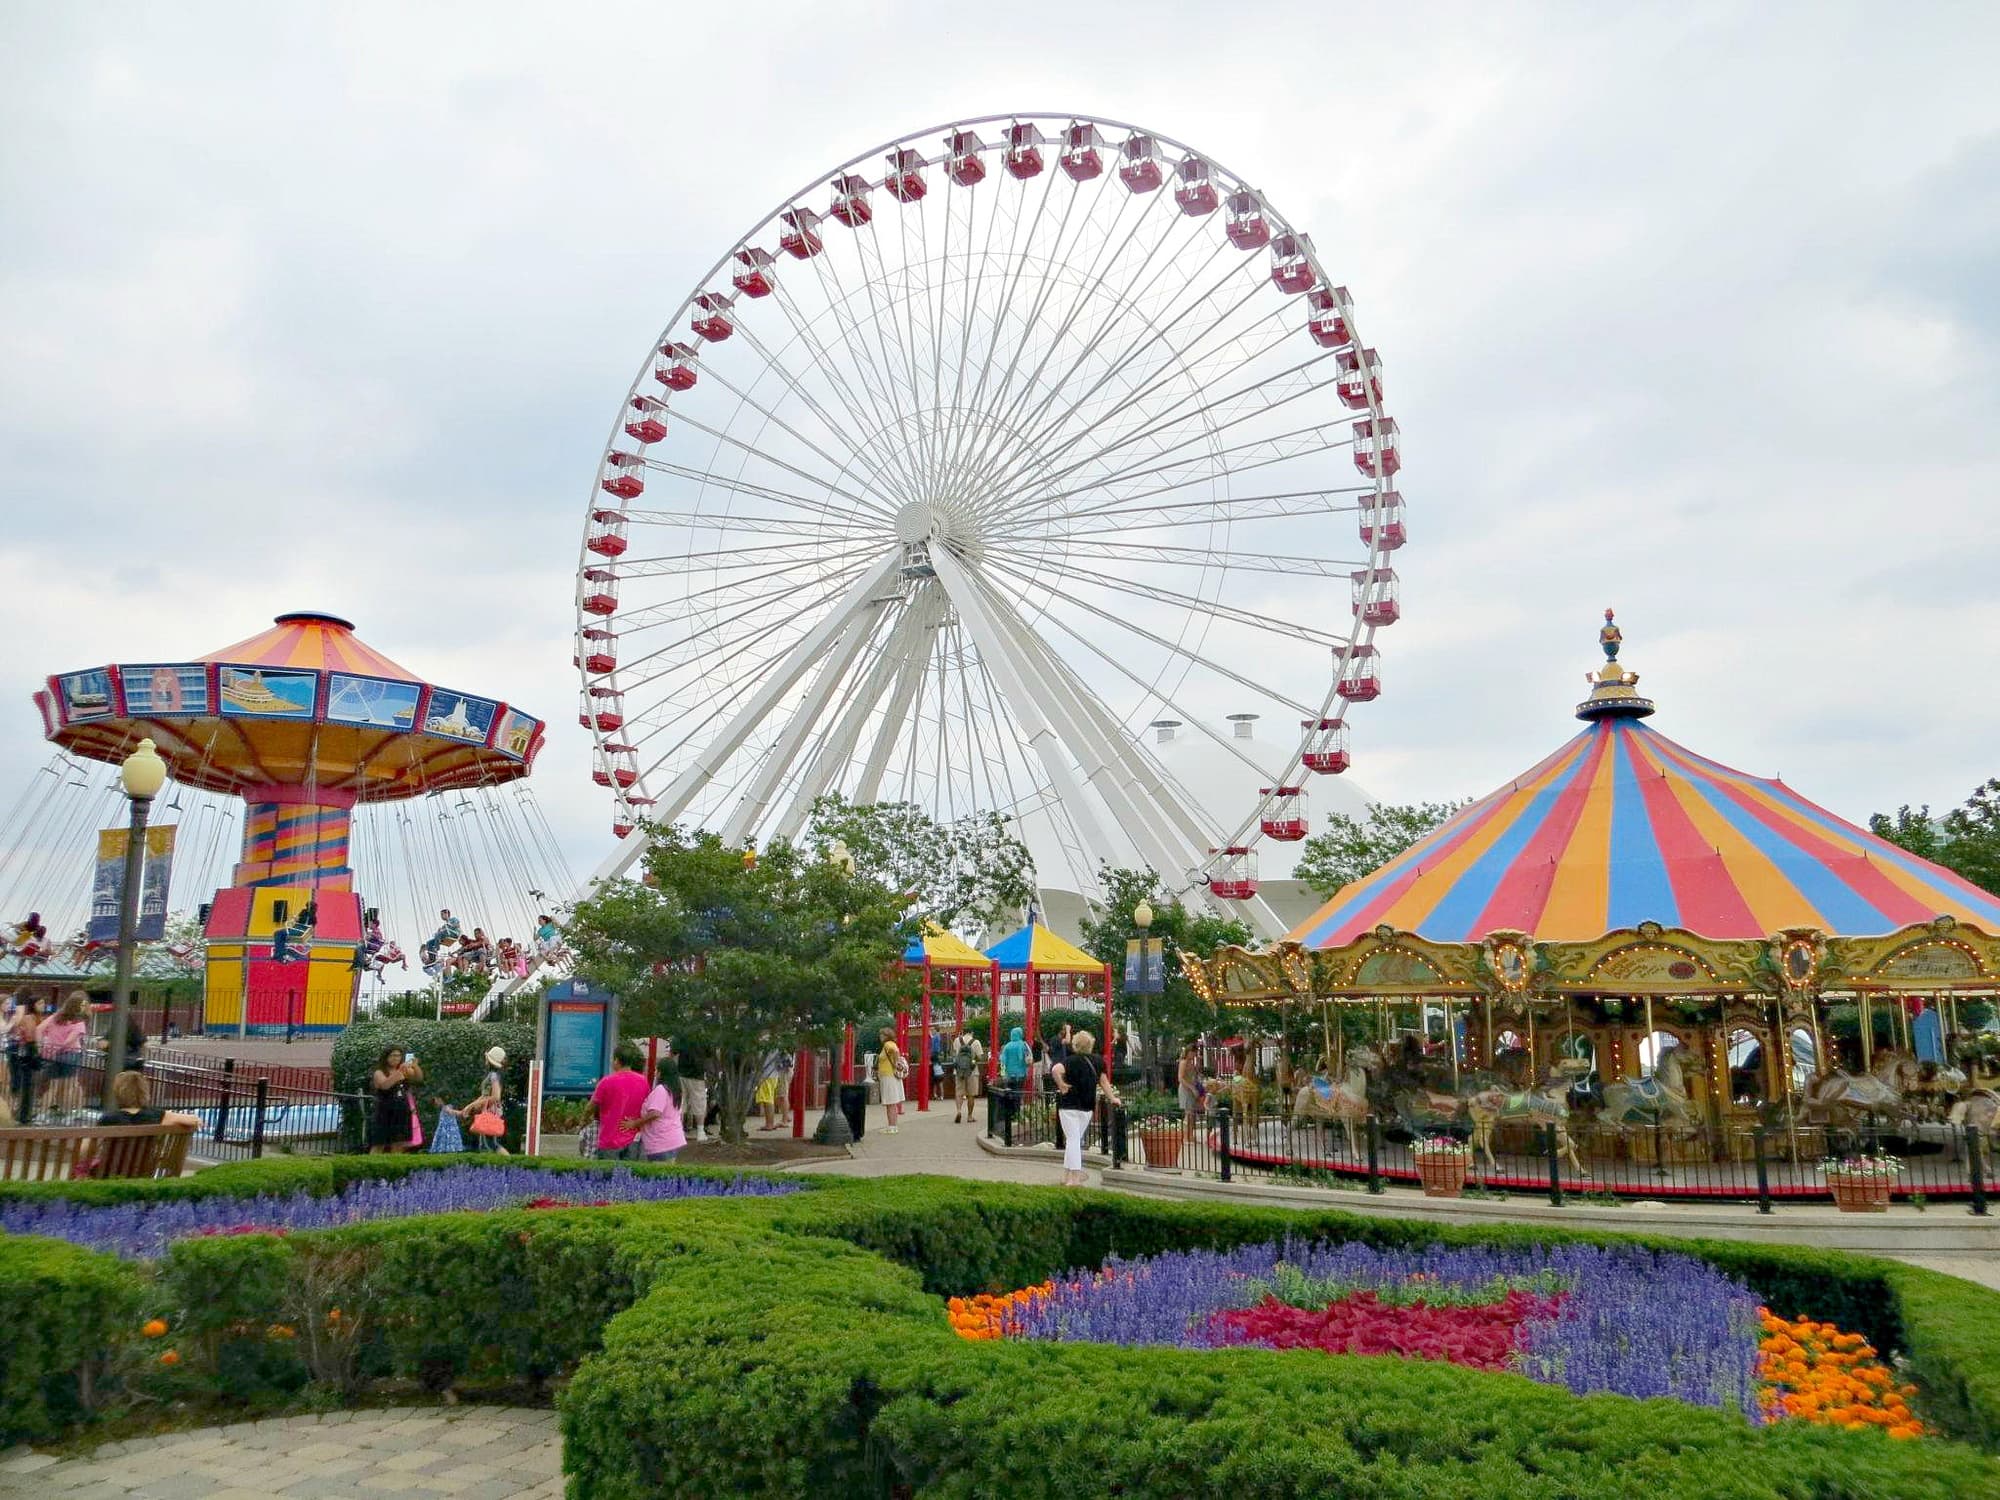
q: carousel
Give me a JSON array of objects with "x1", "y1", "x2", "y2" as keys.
[{"x1": 1184, "y1": 614, "x2": 2000, "y2": 1197}]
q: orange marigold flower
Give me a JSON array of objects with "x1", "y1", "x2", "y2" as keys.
[
  {"x1": 158, "y1": 1349, "x2": 181, "y2": 1367},
  {"x1": 141, "y1": 1318, "x2": 168, "y2": 1338}
]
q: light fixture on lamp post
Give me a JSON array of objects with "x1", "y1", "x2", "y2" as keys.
[
  {"x1": 104, "y1": 737, "x2": 167, "y2": 1081},
  {"x1": 1127, "y1": 898, "x2": 1165, "y2": 1089},
  {"x1": 814, "y1": 840, "x2": 858, "y2": 1147}
]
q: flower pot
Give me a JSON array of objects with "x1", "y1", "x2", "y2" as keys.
[
  {"x1": 1414, "y1": 1153, "x2": 1468, "y2": 1198},
  {"x1": 1136, "y1": 1126, "x2": 1186, "y2": 1169},
  {"x1": 1826, "y1": 1172, "x2": 1893, "y2": 1212}
]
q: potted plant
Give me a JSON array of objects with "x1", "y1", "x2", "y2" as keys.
[
  {"x1": 1130, "y1": 1107, "x2": 1187, "y2": 1168},
  {"x1": 1411, "y1": 1135, "x2": 1470, "y2": 1197},
  {"x1": 1821, "y1": 1153, "x2": 1899, "y2": 1212}
]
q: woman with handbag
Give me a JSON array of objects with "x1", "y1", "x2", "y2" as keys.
[
  {"x1": 460, "y1": 1045, "x2": 510, "y2": 1153},
  {"x1": 876, "y1": 1027, "x2": 908, "y2": 1135}
]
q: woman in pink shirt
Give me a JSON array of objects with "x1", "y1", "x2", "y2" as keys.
[
  {"x1": 586, "y1": 1045, "x2": 652, "y2": 1161},
  {"x1": 38, "y1": 991, "x2": 92, "y2": 1118},
  {"x1": 635, "y1": 1059, "x2": 687, "y2": 1163}
]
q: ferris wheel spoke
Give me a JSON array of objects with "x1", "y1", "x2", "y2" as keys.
[
  {"x1": 1060, "y1": 540, "x2": 1366, "y2": 577},
  {"x1": 613, "y1": 538, "x2": 880, "y2": 577},
  {"x1": 854, "y1": 599, "x2": 939, "y2": 804},
  {"x1": 1024, "y1": 417, "x2": 1357, "y2": 514},
  {"x1": 613, "y1": 549, "x2": 866, "y2": 635},
  {"x1": 1022, "y1": 556, "x2": 1345, "y2": 649},
  {"x1": 998, "y1": 485, "x2": 1374, "y2": 539},
  {"x1": 668, "y1": 398, "x2": 898, "y2": 527},
  {"x1": 976, "y1": 550, "x2": 1318, "y2": 717},
  {"x1": 628, "y1": 464, "x2": 883, "y2": 532}
]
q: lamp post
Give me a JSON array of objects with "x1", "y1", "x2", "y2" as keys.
[
  {"x1": 1132, "y1": 899, "x2": 1157, "y2": 1091},
  {"x1": 814, "y1": 841, "x2": 857, "y2": 1147},
  {"x1": 104, "y1": 737, "x2": 167, "y2": 1081}
]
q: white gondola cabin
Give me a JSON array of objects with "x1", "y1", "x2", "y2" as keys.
[
  {"x1": 1118, "y1": 133, "x2": 1164, "y2": 192},
  {"x1": 885, "y1": 147, "x2": 927, "y2": 202},
  {"x1": 1352, "y1": 416, "x2": 1401, "y2": 478},
  {"x1": 581, "y1": 568, "x2": 620, "y2": 617},
  {"x1": 1301, "y1": 718, "x2": 1350, "y2": 775},
  {"x1": 1269, "y1": 232, "x2": 1316, "y2": 295},
  {"x1": 731, "y1": 248, "x2": 776, "y2": 298},
  {"x1": 1174, "y1": 155, "x2": 1219, "y2": 215},
  {"x1": 1208, "y1": 847, "x2": 1259, "y2": 901},
  {"x1": 576, "y1": 627, "x2": 617, "y2": 676},
  {"x1": 625, "y1": 396, "x2": 668, "y2": 445},
  {"x1": 599, "y1": 451, "x2": 644, "y2": 501},
  {"x1": 1336, "y1": 346, "x2": 1383, "y2": 409},
  {"x1": 946, "y1": 129, "x2": 987, "y2": 186},
  {"x1": 654, "y1": 342, "x2": 699, "y2": 391},
  {"x1": 1359, "y1": 491, "x2": 1406, "y2": 551},
  {"x1": 779, "y1": 207, "x2": 825, "y2": 259},
  {"x1": 1224, "y1": 189, "x2": 1270, "y2": 250},
  {"x1": 1005, "y1": 122, "x2": 1045, "y2": 178},
  {"x1": 1350, "y1": 567, "x2": 1400, "y2": 627},
  {"x1": 1061, "y1": 122, "x2": 1105, "y2": 180},
  {"x1": 1260, "y1": 787, "x2": 1307, "y2": 842},
  {"x1": 690, "y1": 292, "x2": 735, "y2": 341},
  {"x1": 1338, "y1": 644, "x2": 1382, "y2": 702},
  {"x1": 829, "y1": 173, "x2": 873, "y2": 227},
  {"x1": 1306, "y1": 285, "x2": 1353, "y2": 349},
  {"x1": 587, "y1": 506, "x2": 630, "y2": 558}
]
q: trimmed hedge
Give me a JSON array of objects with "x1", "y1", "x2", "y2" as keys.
[
  {"x1": 332, "y1": 1018, "x2": 537, "y2": 1149},
  {"x1": 5, "y1": 1159, "x2": 2000, "y2": 1496}
]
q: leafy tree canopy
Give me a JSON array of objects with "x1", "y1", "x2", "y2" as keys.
[
  {"x1": 803, "y1": 793, "x2": 1035, "y2": 933},
  {"x1": 1870, "y1": 779, "x2": 2000, "y2": 897},
  {"x1": 1293, "y1": 800, "x2": 1468, "y2": 898},
  {"x1": 565, "y1": 826, "x2": 917, "y2": 1142}
]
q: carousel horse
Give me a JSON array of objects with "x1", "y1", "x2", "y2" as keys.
[
  {"x1": 1465, "y1": 1065, "x2": 1589, "y2": 1175},
  {"x1": 1802, "y1": 1051, "x2": 1916, "y2": 1126},
  {"x1": 1947, "y1": 1088, "x2": 2000, "y2": 1155},
  {"x1": 1598, "y1": 1041, "x2": 1698, "y2": 1132},
  {"x1": 1292, "y1": 1046, "x2": 1381, "y2": 1155},
  {"x1": 1872, "y1": 1051, "x2": 1964, "y2": 1121}
]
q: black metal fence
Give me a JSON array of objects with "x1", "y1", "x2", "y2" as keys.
[
  {"x1": 8, "y1": 1048, "x2": 369, "y2": 1162},
  {"x1": 983, "y1": 1091, "x2": 1993, "y2": 1213}
]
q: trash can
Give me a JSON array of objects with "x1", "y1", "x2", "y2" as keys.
[{"x1": 839, "y1": 1082, "x2": 869, "y2": 1142}]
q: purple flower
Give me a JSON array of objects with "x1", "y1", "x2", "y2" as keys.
[{"x1": 0, "y1": 1165, "x2": 801, "y2": 1261}]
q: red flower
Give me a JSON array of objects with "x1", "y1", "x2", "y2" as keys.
[{"x1": 1205, "y1": 1290, "x2": 1561, "y2": 1373}]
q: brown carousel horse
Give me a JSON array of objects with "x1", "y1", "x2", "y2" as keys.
[
  {"x1": 1292, "y1": 1046, "x2": 1382, "y2": 1156},
  {"x1": 1802, "y1": 1050, "x2": 1916, "y2": 1127}
]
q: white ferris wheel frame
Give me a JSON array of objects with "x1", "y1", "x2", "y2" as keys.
[{"x1": 572, "y1": 111, "x2": 1404, "y2": 936}]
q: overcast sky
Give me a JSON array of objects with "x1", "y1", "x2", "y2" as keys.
[{"x1": 2, "y1": 1, "x2": 1995, "y2": 897}]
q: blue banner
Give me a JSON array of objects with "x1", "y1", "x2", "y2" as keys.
[{"x1": 88, "y1": 825, "x2": 175, "y2": 944}]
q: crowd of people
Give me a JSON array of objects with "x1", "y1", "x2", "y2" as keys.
[{"x1": 3, "y1": 989, "x2": 153, "y2": 1123}]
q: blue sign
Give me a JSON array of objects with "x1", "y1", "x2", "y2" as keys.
[{"x1": 540, "y1": 978, "x2": 617, "y2": 1095}]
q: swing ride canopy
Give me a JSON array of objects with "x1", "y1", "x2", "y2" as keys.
[
  {"x1": 1188, "y1": 615, "x2": 2000, "y2": 1007},
  {"x1": 33, "y1": 612, "x2": 546, "y2": 801}
]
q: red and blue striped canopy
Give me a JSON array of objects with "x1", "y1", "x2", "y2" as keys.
[{"x1": 1290, "y1": 717, "x2": 2000, "y2": 948}]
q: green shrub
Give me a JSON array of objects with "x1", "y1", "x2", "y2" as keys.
[
  {"x1": 0, "y1": 1234, "x2": 143, "y2": 1443},
  {"x1": 331, "y1": 1018, "x2": 536, "y2": 1149}
]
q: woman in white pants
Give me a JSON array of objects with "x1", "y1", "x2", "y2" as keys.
[{"x1": 1049, "y1": 1030, "x2": 1119, "y2": 1188}]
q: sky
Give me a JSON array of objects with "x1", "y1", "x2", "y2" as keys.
[{"x1": 1, "y1": 0, "x2": 1995, "y2": 907}]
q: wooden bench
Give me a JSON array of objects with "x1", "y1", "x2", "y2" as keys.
[{"x1": 0, "y1": 1121, "x2": 197, "y2": 1181}]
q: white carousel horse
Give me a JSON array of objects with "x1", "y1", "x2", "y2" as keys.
[
  {"x1": 1803, "y1": 1051, "x2": 1914, "y2": 1126},
  {"x1": 1599, "y1": 1042, "x2": 1698, "y2": 1131},
  {"x1": 1291, "y1": 1046, "x2": 1381, "y2": 1155},
  {"x1": 1465, "y1": 1068, "x2": 1589, "y2": 1176}
]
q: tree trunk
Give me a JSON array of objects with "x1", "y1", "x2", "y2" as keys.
[{"x1": 718, "y1": 1055, "x2": 757, "y2": 1145}]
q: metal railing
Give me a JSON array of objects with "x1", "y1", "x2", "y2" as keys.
[{"x1": 980, "y1": 1093, "x2": 1993, "y2": 1213}]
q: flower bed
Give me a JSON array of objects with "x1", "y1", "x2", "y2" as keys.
[{"x1": 0, "y1": 1165, "x2": 801, "y2": 1259}]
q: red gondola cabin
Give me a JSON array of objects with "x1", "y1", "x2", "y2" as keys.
[
  {"x1": 654, "y1": 342, "x2": 699, "y2": 390},
  {"x1": 1061, "y1": 122, "x2": 1104, "y2": 180},
  {"x1": 1338, "y1": 644, "x2": 1382, "y2": 702},
  {"x1": 1174, "y1": 155, "x2": 1219, "y2": 215},
  {"x1": 1350, "y1": 567, "x2": 1400, "y2": 627},
  {"x1": 779, "y1": 207, "x2": 824, "y2": 259},
  {"x1": 599, "y1": 452, "x2": 644, "y2": 501},
  {"x1": 1307, "y1": 285, "x2": 1354, "y2": 349},
  {"x1": 690, "y1": 293, "x2": 735, "y2": 341},
  {"x1": 1005, "y1": 122, "x2": 1045, "y2": 178},
  {"x1": 731, "y1": 248, "x2": 776, "y2": 299},
  {"x1": 576, "y1": 627, "x2": 617, "y2": 676},
  {"x1": 1225, "y1": 189, "x2": 1271, "y2": 250},
  {"x1": 1269, "y1": 232, "x2": 1317, "y2": 295},
  {"x1": 1359, "y1": 491, "x2": 1406, "y2": 551},
  {"x1": 1352, "y1": 417, "x2": 1401, "y2": 478},
  {"x1": 1207, "y1": 847, "x2": 1259, "y2": 901},
  {"x1": 624, "y1": 396, "x2": 668, "y2": 445},
  {"x1": 1260, "y1": 787, "x2": 1307, "y2": 842},
  {"x1": 886, "y1": 147, "x2": 927, "y2": 202},
  {"x1": 581, "y1": 569, "x2": 620, "y2": 617},
  {"x1": 586, "y1": 506, "x2": 630, "y2": 558},
  {"x1": 1118, "y1": 133, "x2": 1164, "y2": 193},
  {"x1": 1301, "y1": 718, "x2": 1350, "y2": 775},
  {"x1": 1336, "y1": 346, "x2": 1383, "y2": 410},
  {"x1": 829, "y1": 173, "x2": 873, "y2": 227},
  {"x1": 946, "y1": 129, "x2": 987, "y2": 186}
]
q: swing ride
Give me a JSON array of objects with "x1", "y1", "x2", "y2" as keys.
[{"x1": 18, "y1": 612, "x2": 564, "y2": 1034}]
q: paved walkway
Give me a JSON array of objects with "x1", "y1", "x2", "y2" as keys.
[
  {"x1": 785, "y1": 1096, "x2": 1092, "y2": 1185},
  {"x1": 0, "y1": 1407, "x2": 561, "y2": 1499}
]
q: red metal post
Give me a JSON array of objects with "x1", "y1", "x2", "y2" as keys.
[
  {"x1": 1102, "y1": 966, "x2": 1114, "y2": 1064},
  {"x1": 918, "y1": 974, "x2": 932, "y2": 1112},
  {"x1": 1025, "y1": 964, "x2": 1040, "y2": 1046},
  {"x1": 842, "y1": 1023, "x2": 855, "y2": 1083},
  {"x1": 791, "y1": 1046, "x2": 809, "y2": 1138}
]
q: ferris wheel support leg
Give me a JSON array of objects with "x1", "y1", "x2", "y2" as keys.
[
  {"x1": 774, "y1": 602, "x2": 933, "y2": 843},
  {"x1": 853, "y1": 596, "x2": 941, "y2": 806},
  {"x1": 720, "y1": 607, "x2": 881, "y2": 847},
  {"x1": 586, "y1": 551, "x2": 906, "y2": 891},
  {"x1": 928, "y1": 550, "x2": 1128, "y2": 878}
]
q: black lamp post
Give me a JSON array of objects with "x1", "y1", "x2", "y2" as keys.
[
  {"x1": 813, "y1": 841, "x2": 856, "y2": 1147},
  {"x1": 104, "y1": 737, "x2": 167, "y2": 1081}
]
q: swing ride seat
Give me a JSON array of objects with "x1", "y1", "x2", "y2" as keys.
[{"x1": 0, "y1": 1121, "x2": 195, "y2": 1182}]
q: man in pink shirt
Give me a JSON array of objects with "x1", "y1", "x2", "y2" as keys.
[{"x1": 586, "y1": 1045, "x2": 651, "y2": 1161}]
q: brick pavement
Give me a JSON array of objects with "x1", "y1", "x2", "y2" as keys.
[{"x1": 0, "y1": 1406, "x2": 562, "y2": 1500}]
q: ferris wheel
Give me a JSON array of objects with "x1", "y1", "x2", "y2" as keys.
[{"x1": 575, "y1": 113, "x2": 1406, "y2": 936}]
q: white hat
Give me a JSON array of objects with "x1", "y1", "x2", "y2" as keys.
[{"x1": 484, "y1": 1046, "x2": 507, "y2": 1067}]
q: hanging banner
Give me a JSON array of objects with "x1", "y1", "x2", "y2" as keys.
[
  {"x1": 1124, "y1": 935, "x2": 1165, "y2": 994},
  {"x1": 88, "y1": 825, "x2": 177, "y2": 944}
]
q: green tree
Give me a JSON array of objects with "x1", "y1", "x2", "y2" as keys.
[
  {"x1": 1293, "y1": 800, "x2": 1468, "y2": 898},
  {"x1": 565, "y1": 827, "x2": 916, "y2": 1143},
  {"x1": 1870, "y1": 780, "x2": 2000, "y2": 897},
  {"x1": 804, "y1": 793, "x2": 1035, "y2": 931},
  {"x1": 1077, "y1": 867, "x2": 1251, "y2": 1091}
]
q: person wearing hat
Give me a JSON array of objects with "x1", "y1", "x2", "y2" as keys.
[{"x1": 460, "y1": 1046, "x2": 510, "y2": 1153}]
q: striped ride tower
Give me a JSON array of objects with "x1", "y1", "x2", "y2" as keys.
[{"x1": 234, "y1": 784, "x2": 355, "y2": 890}]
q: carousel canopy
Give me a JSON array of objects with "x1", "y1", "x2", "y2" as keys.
[
  {"x1": 984, "y1": 922, "x2": 1107, "y2": 974},
  {"x1": 904, "y1": 924, "x2": 996, "y2": 968},
  {"x1": 1291, "y1": 619, "x2": 2000, "y2": 951}
]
